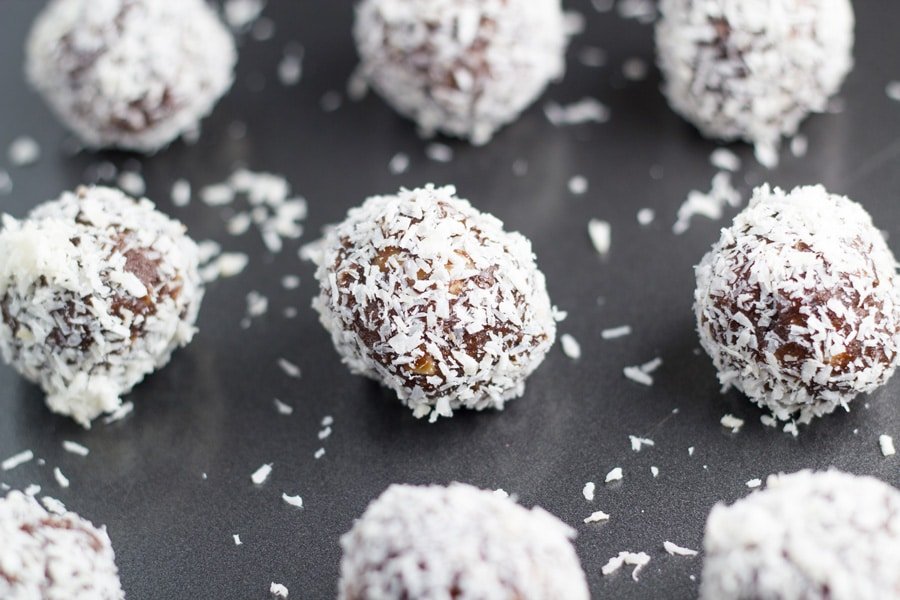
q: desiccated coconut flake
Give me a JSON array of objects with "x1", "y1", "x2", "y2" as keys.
[
  {"x1": 425, "y1": 143, "x2": 453, "y2": 163},
  {"x1": 578, "y1": 46, "x2": 607, "y2": 67},
  {"x1": 545, "y1": 98, "x2": 610, "y2": 125},
  {"x1": 710, "y1": 148, "x2": 741, "y2": 172},
  {"x1": 251, "y1": 463, "x2": 272, "y2": 485},
  {"x1": 637, "y1": 208, "x2": 655, "y2": 225},
  {"x1": 277, "y1": 48, "x2": 303, "y2": 86},
  {"x1": 388, "y1": 153, "x2": 410, "y2": 174},
  {"x1": 602, "y1": 325, "x2": 632, "y2": 339},
  {"x1": 720, "y1": 414, "x2": 745, "y2": 433},
  {"x1": 602, "y1": 551, "x2": 651, "y2": 581},
  {"x1": 622, "y1": 57, "x2": 648, "y2": 81},
  {"x1": 274, "y1": 399, "x2": 294, "y2": 415},
  {"x1": 41, "y1": 496, "x2": 66, "y2": 515},
  {"x1": 568, "y1": 176, "x2": 588, "y2": 195},
  {"x1": 560, "y1": 334, "x2": 582, "y2": 360},
  {"x1": 171, "y1": 179, "x2": 191, "y2": 207},
  {"x1": 588, "y1": 219, "x2": 611, "y2": 256},
  {"x1": 746, "y1": 478, "x2": 762, "y2": 488},
  {"x1": 200, "y1": 184, "x2": 235, "y2": 206},
  {"x1": 582, "y1": 481, "x2": 595, "y2": 501},
  {"x1": 664, "y1": 541, "x2": 698, "y2": 557},
  {"x1": 887, "y1": 81, "x2": 900, "y2": 102},
  {"x1": 688, "y1": 446, "x2": 695, "y2": 456},
  {"x1": 314, "y1": 448, "x2": 325, "y2": 459},
  {"x1": 53, "y1": 467, "x2": 70, "y2": 489},
  {"x1": 790, "y1": 135, "x2": 808, "y2": 158},
  {"x1": 116, "y1": 172, "x2": 145, "y2": 197},
  {"x1": 623, "y1": 366, "x2": 653, "y2": 386},
  {"x1": 673, "y1": 171, "x2": 740, "y2": 234},
  {"x1": 605, "y1": 467, "x2": 623, "y2": 483},
  {"x1": 281, "y1": 275, "x2": 300, "y2": 289},
  {"x1": 880, "y1": 435, "x2": 896, "y2": 457},
  {"x1": 322, "y1": 415, "x2": 334, "y2": 427},
  {"x1": 102, "y1": 401, "x2": 134, "y2": 424},
  {"x1": 62, "y1": 441, "x2": 89, "y2": 456},
  {"x1": 282, "y1": 493, "x2": 303, "y2": 508},
  {"x1": 0, "y1": 170, "x2": 11, "y2": 195},
  {"x1": 651, "y1": 466, "x2": 659, "y2": 477},
  {"x1": 584, "y1": 510, "x2": 610, "y2": 523},
  {"x1": 278, "y1": 358, "x2": 301, "y2": 378},
  {"x1": 320, "y1": 91, "x2": 343, "y2": 112},
  {"x1": 2, "y1": 450, "x2": 34, "y2": 471},
  {"x1": 233, "y1": 534, "x2": 242, "y2": 545},
  {"x1": 8, "y1": 136, "x2": 41, "y2": 166},
  {"x1": 629, "y1": 436, "x2": 655, "y2": 451},
  {"x1": 318, "y1": 427, "x2": 332, "y2": 440},
  {"x1": 224, "y1": 0, "x2": 266, "y2": 30},
  {"x1": 214, "y1": 252, "x2": 249, "y2": 279},
  {"x1": 270, "y1": 582, "x2": 289, "y2": 598}
]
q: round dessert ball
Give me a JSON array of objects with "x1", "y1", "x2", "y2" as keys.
[
  {"x1": 308, "y1": 185, "x2": 558, "y2": 421},
  {"x1": 25, "y1": 0, "x2": 237, "y2": 153},
  {"x1": 655, "y1": 0, "x2": 854, "y2": 157},
  {"x1": 0, "y1": 186, "x2": 204, "y2": 427},
  {"x1": 694, "y1": 185, "x2": 900, "y2": 424},
  {"x1": 700, "y1": 470, "x2": 900, "y2": 600},
  {"x1": 353, "y1": 0, "x2": 568, "y2": 145},
  {"x1": 339, "y1": 483, "x2": 589, "y2": 600},
  {"x1": 0, "y1": 491, "x2": 123, "y2": 599}
]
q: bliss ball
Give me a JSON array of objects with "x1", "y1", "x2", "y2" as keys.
[
  {"x1": 655, "y1": 0, "x2": 854, "y2": 158},
  {"x1": 353, "y1": 0, "x2": 568, "y2": 145},
  {"x1": 25, "y1": 0, "x2": 236, "y2": 153},
  {"x1": 0, "y1": 186, "x2": 204, "y2": 427},
  {"x1": 307, "y1": 185, "x2": 558, "y2": 421},
  {"x1": 700, "y1": 470, "x2": 900, "y2": 600},
  {"x1": 0, "y1": 491, "x2": 123, "y2": 599},
  {"x1": 339, "y1": 483, "x2": 589, "y2": 600},
  {"x1": 694, "y1": 185, "x2": 900, "y2": 424}
]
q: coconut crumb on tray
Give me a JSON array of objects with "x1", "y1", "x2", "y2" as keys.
[
  {"x1": 601, "y1": 551, "x2": 651, "y2": 581},
  {"x1": 664, "y1": 541, "x2": 698, "y2": 557}
]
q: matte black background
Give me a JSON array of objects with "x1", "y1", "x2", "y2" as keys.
[{"x1": 1, "y1": 1, "x2": 899, "y2": 598}]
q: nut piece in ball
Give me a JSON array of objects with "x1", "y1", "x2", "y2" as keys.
[
  {"x1": 354, "y1": 0, "x2": 569, "y2": 145},
  {"x1": 25, "y1": 0, "x2": 237, "y2": 153},
  {"x1": 0, "y1": 491, "x2": 124, "y2": 599},
  {"x1": 701, "y1": 470, "x2": 900, "y2": 600},
  {"x1": 307, "y1": 184, "x2": 558, "y2": 421},
  {"x1": 0, "y1": 186, "x2": 204, "y2": 427},
  {"x1": 339, "y1": 483, "x2": 590, "y2": 600},
  {"x1": 694, "y1": 185, "x2": 900, "y2": 424}
]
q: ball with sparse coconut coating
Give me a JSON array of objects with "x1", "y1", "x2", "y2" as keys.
[
  {"x1": 0, "y1": 491, "x2": 124, "y2": 599},
  {"x1": 694, "y1": 185, "x2": 900, "y2": 424},
  {"x1": 700, "y1": 470, "x2": 900, "y2": 600},
  {"x1": 0, "y1": 186, "x2": 204, "y2": 427},
  {"x1": 25, "y1": 0, "x2": 236, "y2": 153},
  {"x1": 307, "y1": 185, "x2": 558, "y2": 422},
  {"x1": 353, "y1": 0, "x2": 568, "y2": 145},
  {"x1": 339, "y1": 483, "x2": 589, "y2": 600},
  {"x1": 655, "y1": 0, "x2": 854, "y2": 162}
]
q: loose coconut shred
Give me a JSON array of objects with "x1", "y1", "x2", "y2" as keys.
[
  {"x1": 338, "y1": 483, "x2": 589, "y2": 600},
  {"x1": 0, "y1": 186, "x2": 203, "y2": 427},
  {"x1": 25, "y1": 0, "x2": 236, "y2": 152},
  {"x1": 353, "y1": 0, "x2": 569, "y2": 144},
  {"x1": 307, "y1": 185, "x2": 558, "y2": 421},
  {"x1": 700, "y1": 470, "x2": 900, "y2": 600},
  {"x1": 0, "y1": 491, "x2": 124, "y2": 599},
  {"x1": 695, "y1": 185, "x2": 900, "y2": 425}
]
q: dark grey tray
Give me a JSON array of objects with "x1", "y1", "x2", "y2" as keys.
[{"x1": 1, "y1": 1, "x2": 898, "y2": 598}]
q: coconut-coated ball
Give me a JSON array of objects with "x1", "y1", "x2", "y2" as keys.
[
  {"x1": 700, "y1": 470, "x2": 900, "y2": 600},
  {"x1": 0, "y1": 186, "x2": 204, "y2": 427},
  {"x1": 307, "y1": 185, "x2": 558, "y2": 421},
  {"x1": 694, "y1": 185, "x2": 900, "y2": 424},
  {"x1": 0, "y1": 491, "x2": 124, "y2": 599},
  {"x1": 339, "y1": 483, "x2": 590, "y2": 600},
  {"x1": 353, "y1": 0, "x2": 568, "y2": 145},
  {"x1": 25, "y1": 0, "x2": 236, "y2": 153},
  {"x1": 655, "y1": 0, "x2": 854, "y2": 159}
]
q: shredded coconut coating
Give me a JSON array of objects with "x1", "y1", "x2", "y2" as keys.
[
  {"x1": 338, "y1": 483, "x2": 589, "y2": 600},
  {"x1": 694, "y1": 185, "x2": 900, "y2": 423},
  {"x1": 308, "y1": 185, "x2": 557, "y2": 421},
  {"x1": 655, "y1": 0, "x2": 854, "y2": 153},
  {"x1": 353, "y1": 0, "x2": 568, "y2": 145},
  {"x1": 700, "y1": 470, "x2": 900, "y2": 600},
  {"x1": 0, "y1": 186, "x2": 204, "y2": 427},
  {"x1": 0, "y1": 491, "x2": 123, "y2": 599},
  {"x1": 25, "y1": 0, "x2": 236, "y2": 153}
]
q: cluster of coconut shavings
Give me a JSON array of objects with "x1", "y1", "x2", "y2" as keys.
[
  {"x1": 25, "y1": 0, "x2": 237, "y2": 153},
  {"x1": 601, "y1": 551, "x2": 651, "y2": 581},
  {"x1": 307, "y1": 184, "x2": 559, "y2": 422},
  {"x1": 0, "y1": 186, "x2": 204, "y2": 427},
  {"x1": 624, "y1": 357, "x2": 663, "y2": 386},
  {"x1": 545, "y1": 98, "x2": 611, "y2": 126},
  {"x1": 338, "y1": 483, "x2": 589, "y2": 600},
  {"x1": 700, "y1": 470, "x2": 900, "y2": 600},
  {"x1": 354, "y1": 0, "x2": 569, "y2": 145},
  {"x1": 673, "y1": 171, "x2": 740, "y2": 234},
  {"x1": 694, "y1": 184, "x2": 900, "y2": 425},
  {"x1": 655, "y1": 0, "x2": 854, "y2": 165},
  {"x1": 0, "y1": 491, "x2": 123, "y2": 599}
]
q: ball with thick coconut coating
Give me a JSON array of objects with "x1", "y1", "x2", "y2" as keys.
[
  {"x1": 0, "y1": 491, "x2": 124, "y2": 599},
  {"x1": 339, "y1": 483, "x2": 589, "y2": 600},
  {"x1": 25, "y1": 0, "x2": 236, "y2": 153},
  {"x1": 353, "y1": 0, "x2": 568, "y2": 145},
  {"x1": 694, "y1": 185, "x2": 900, "y2": 424},
  {"x1": 655, "y1": 0, "x2": 854, "y2": 162},
  {"x1": 0, "y1": 186, "x2": 204, "y2": 427},
  {"x1": 307, "y1": 185, "x2": 558, "y2": 421},
  {"x1": 701, "y1": 470, "x2": 900, "y2": 600}
]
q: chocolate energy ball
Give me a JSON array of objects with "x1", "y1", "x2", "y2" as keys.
[
  {"x1": 694, "y1": 185, "x2": 900, "y2": 424},
  {"x1": 25, "y1": 0, "x2": 236, "y2": 153},
  {"x1": 655, "y1": 0, "x2": 854, "y2": 157},
  {"x1": 339, "y1": 483, "x2": 589, "y2": 600},
  {"x1": 700, "y1": 470, "x2": 900, "y2": 600},
  {"x1": 353, "y1": 0, "x2": 568, "y2": 145},
  {"x1": 0, "y1": 186, "x2": 204, "y2": 427},
  {"x1": 0, "y1": 491, "x2": 123, "y2": 599},
  {"x1": 307, "y1": 185, "x2": 558, "y2": 421}
]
